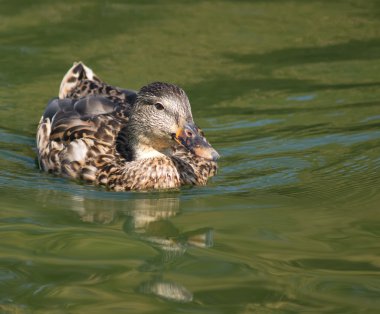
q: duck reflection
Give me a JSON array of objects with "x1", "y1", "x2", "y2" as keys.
[
  {"x1": 69, "y1": 194, "x2": 213, "y2": 303},
  {"x1": 139, "y1": 278, "x2": 194, "y2": 303},
  {"x1": 123, "y1": 198, "x2": 213, "y2": 264}
]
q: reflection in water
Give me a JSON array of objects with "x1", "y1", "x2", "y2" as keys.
[
  {"x1": 70, "y1": 195, "x2": 119, "y2": 224},
  {"x1": 139, "y1": 279, "x2": 193, "y2": 303},
  {"x1": 70, "y1": 195, "x2": 213, "y2": 303}
]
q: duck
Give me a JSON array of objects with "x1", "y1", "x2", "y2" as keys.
[{"x1": 36, "y1": 62, "x2": 219, "y2": 191}]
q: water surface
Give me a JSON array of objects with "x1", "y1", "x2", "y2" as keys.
[{"x1": 1, "y1": 1, "x2": 380, "y2": 313}]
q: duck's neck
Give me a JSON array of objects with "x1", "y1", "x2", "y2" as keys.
[
  {"x1": 123, "y1": 131, "x2": 171, "y2": 161},
  {"x1": 122, "y1": 121, "x2": 172, "y2": 161},
  {"x1": 133, "y1": 142, "x2": 167, "y2": 160}
]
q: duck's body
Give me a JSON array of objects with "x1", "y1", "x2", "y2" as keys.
[{"x1": 36, "y1": 62, "x2": 218, "y2": 190}]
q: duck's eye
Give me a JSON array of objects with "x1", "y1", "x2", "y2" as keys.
[{"x1": 154, "y1": 103, "x2": 164, "y2": 110}]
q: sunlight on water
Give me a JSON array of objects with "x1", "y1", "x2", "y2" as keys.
[{"x1": 1, "y1": 0, "x2": 380, "y2": 313}]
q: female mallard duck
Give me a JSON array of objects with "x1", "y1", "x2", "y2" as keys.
[{"x1": 36, "y1": 62, "x2": 219, "y2": 191}]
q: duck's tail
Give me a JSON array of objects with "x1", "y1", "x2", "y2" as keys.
[
  {"x1": 36, "y1": 115, "x2": 64, "y2": 172},
  {"x1": 59, "y1": 61, "x2": 101, "y2": 99},
  {"x1": 58, "y1": 62, "x2": 137, "y2": 107}
]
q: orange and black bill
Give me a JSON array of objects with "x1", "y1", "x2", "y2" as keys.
[{"x1": 174, "y1": 122, "x2": 220, "y2": 161}]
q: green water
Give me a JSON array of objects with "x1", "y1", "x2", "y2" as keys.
[{"x1": 1, "y1": 0, "x2": 380, "y2": 313}]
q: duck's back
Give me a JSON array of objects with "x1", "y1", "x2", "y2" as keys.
[{"x1": 37, "y1": 62, "x2": 135, "y2": 182}]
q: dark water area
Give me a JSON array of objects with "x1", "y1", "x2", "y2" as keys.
[{"x1": 1, "y1": 1, "x2": 380, "y2": 313}]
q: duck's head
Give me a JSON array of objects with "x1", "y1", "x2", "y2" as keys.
[{"x1": 128, "y1": 82, "x2": 219, "y2": 161}]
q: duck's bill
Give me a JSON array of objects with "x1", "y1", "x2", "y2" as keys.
[{"x1": 174, "y1": 123, "x2": 220, "y2": 161}]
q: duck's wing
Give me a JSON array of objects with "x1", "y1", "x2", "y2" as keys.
[
  {"x1": 59, "y1": 62, "x2": 137, "y2": 111},
  {"x1": 37, "y1": 93, "x2": 130, "y2": 179},
  {"x1": 37, "y1": 62, "x2": 137, "y2": 179},
  {"x1": 42, "y1": 96, "x2": 122, "y2": 142}
]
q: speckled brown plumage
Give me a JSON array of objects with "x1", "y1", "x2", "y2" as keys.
[{"x1": 36, "y1": 62, "x2": 218, "y2": 191}]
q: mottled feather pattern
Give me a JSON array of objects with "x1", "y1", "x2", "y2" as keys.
[
  {"x1": 36, "y1": 62, "x2": 218, "y2": 190},
  {"x1": 171, "y1": 148, "x2": 218, "y2": 185}
]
